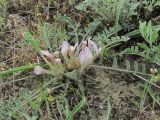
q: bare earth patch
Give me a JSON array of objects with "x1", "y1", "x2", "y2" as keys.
[{"x1": 81, "y1": 67, "x2": 159, "y2": 120}]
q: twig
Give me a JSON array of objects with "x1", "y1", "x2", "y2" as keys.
[{"x1": 133, "y1": 73, "x2": 160, "y2": 89}]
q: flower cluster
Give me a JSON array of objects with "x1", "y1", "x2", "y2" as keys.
[{"x1": 34, "y1": 38, "x2": 101, "y2": 75}]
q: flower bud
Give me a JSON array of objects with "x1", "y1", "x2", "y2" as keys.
[
  {"x1": 34, "y1": 66, "x2": 49, "y2": 75},
  {"x1": 68, "y1": 46, "x2": 75, "y2": 57},
  {"x1": 53, "y1": 51, "x2": 60, "y2": 58},
  {"x1": 55, "y1": 59, "x2": 61, "y2": 64},
  {"x1": 79, "y1": 47, "x2": 93, "y2": 68},
  {"x1": 61, "y1": 41, "x2": 69, "y2": 58},
  {"x1": 41, "y1": 50, "x2": 53, "y2": 59}
]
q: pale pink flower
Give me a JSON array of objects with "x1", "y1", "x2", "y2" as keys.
[
  {"x1": 78, "y1": 38, "x2": 101, "y2": 70},
  {"x1": 87, "y1": 38, "x2": 100, "y2": 53},
  {"x1": 81, "y1": 41, "x2": 87, "y2": 50},
  {"x1": 88, "y1": 40, "x2": 101, "y2": 57},
  {"x1": 61, "y1": 41, "x2": 69, "y2": 58},
  {"x1": 81, "y1": 38, "x2": 100, "y2": 53},
  {"x1": 34, "y1": 66, "x2": 49, "y2": 75},
  {"x1": 41, "y1": 50, "x2": 54, "y2": 59},
  {"x1": 34, "y1": 39, "x2": 101, "y2": 75},
  {"x1": 79, "y1": 47, "x2": 93, "y2": 67},
  {"x1": 88, "y1": 39, "x2": 99, "y2": 53}
]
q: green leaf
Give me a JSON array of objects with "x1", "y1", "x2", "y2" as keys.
[
  {"x1": 69, "y1": 0, "x2": 75, "y2": 5},
  {"x1": 23, "y1": 32, "x2": 41, "y2": 52},
  {"x1": 139, "y1": 21, "x2": 159, "y2": 46},
  {"x1": 29, "y1": 100, "x2": 41, "y2": 110},
  {"x1": 150, "y1": 31, "x2": 158, "y2": 44},
  {"x1": 137, "y1": 43, "x2": 149, "y2": 50},
  {"x1": 0, "y1": 16, "x2": 4, "y2": 29},
  {"x1": 150, "y1": 75, "x2": 160, "y2": 83},
  {"x1": 76, "y1": 0, "x2": 92, "y2": 11},
  {"x1": 146, "y1": 21, "x2": 152, "y2": 38},
  {"x1": 139, "y1": 21, "x2": 146, "y2": 39}
]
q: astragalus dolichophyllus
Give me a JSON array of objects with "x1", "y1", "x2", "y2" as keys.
[{"x1": 34, "y1": 38, "x2": 101, "y2": 77}]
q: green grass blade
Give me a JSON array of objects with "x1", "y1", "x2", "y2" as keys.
[
  {"x1": 105, "y1": 99, "x2": 112, "y2": 120},
  {"x1": 66, "y1": 98, "x2": 86, "y2": 120},
  {"x1": 0, "y1": 64, "x2": 38, "y2": 76}
]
